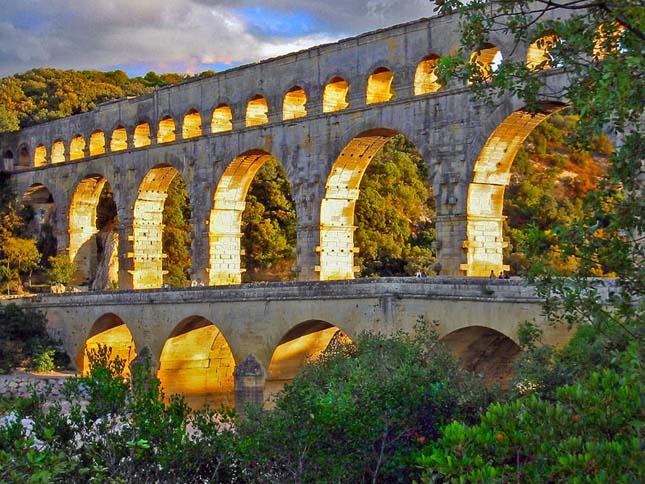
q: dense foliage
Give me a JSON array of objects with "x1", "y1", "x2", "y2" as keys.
[
  {"x1": 162, "y1": 176, "x2": 192, "y2": 287},
  {"x1": 0, "y1": 304, "x2": 64, "y2": 374}
]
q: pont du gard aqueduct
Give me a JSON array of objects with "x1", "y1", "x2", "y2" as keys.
[{"x1": 1, "y1": 8, "x2": 580, "y2": 409}]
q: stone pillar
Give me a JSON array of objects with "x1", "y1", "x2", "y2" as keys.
[
  {"x1": 117, "y1": 217, "x2": 135, "y2": 289},
  {"x1": 434, "y1": 214, "x2": 468, "y2": 276},
  {"x1": 191, "y1": 222, "x2": 210, "y2": 285},
  {"x1": 234, "y1": 353, "x2": 266, "y2": 414},
  {"x1": 295, "y1": 223, "x2": 320, "y2": 281}
]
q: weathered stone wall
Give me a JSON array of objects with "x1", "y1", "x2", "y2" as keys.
[{"x1": 0, "y1": 372, "x2": 72, "y2": 400}]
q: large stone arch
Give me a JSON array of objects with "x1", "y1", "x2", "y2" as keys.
[
  {"x1": 440, "y1": 325, "x2": 521, "y2": 388},
  {"x1": 318, "y1": 127, "x2": 433, "y2": 280},
  {"x1": 208, "y1": 149, "x2": 294, "y2": 285},
  {"x1": 131, "y1": 164, "x2": 186, "y2": 289},
  {"x1": 464, "y1": 102, "x2": 567, "y2": 276},
  {"x1": 157, "y1": 315, "x2": 236, "y2": 409},
  {"x1": 68, "y1": 174, "x2": 118, "y2": 284},
  {"x1": 77, "y1": 312, "x2": 136, "y2": 375},
  {"x1": 264, "y1": 319, "x2": 350, "y2": 403}
]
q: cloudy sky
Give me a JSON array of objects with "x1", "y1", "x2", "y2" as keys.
[{"x1": 0, "y1": 0, "x2": 437, "y2": 78}]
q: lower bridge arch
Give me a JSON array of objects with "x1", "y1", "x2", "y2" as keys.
[
  {"x1": 157, "y1": 316, "x2": 236, "y2": 409},
  {"x1": 264, "y1": 319, "x2": 351, "y2": 403},
  {"x1": 78, "y1": 313, "x2": 136, "y2": 375},
  {"x1": 439, "y1": 325, "x2": 521, "y2": 388}
]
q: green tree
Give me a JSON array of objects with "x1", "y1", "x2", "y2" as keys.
[
  {"x1": 355, "y1": 135, "x2": 437, "y2": 276},
  {"x1": 241, "y1": 157, "x2": 297, "y2": 281},
  {"x1": 46, "y1": 255, "x2": 76, "y2": 285},
  {"x1": 162, "y1": 176, "x2": 191, "y2": 287},
  {"x1": 1, "y1": 237, "x2": 40, "y2": 291}
]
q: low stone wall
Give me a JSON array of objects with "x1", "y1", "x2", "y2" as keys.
[{"x1": 0, "y1": 371, "x2": 75, "y2": 400}]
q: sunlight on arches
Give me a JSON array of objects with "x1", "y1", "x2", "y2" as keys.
[
  {"x1": 34, "y1": 145, "x2": 46, "y2": 167},
  {"x1": 246, "y1": 95, "x2": 269, "y2": 127},
  {"x1": 469, "y1": 44, "x2": 503, "y2": 82},
  {"x1": 323, "y1": 77, "x2": 349, "y2": 113},
  {"x1": 133, "y1": 122, "x2": 151, "y2": 148},
  {"x1": 527, "y1": 35, "x2": 559, "y2": 70},
  {"x1": 414, "y1": 55, "x2": 443, "y2": 95},
  {"x1": 318, "y1": 128, "x2": 398, "y2": 280},
  {"x1": 464, "y1": 103, "x2": 566, "y2": 276},
  {"x1": 158, "y1": 316, "x2": 235, "y2": 409},
  {"x1": 78, "y1": 313, "x2": 136, "y2": 376},
  {"x1": 366, "y1": 67, "x2": 394, "y2": 104},
  {"x1": 265, "y1": 320, "x2": 350, "y2": 405},
  {"x1": 182, "y1": 109, "x2": 202, "y2": 139},
  {"x1": 283, "y1": 86, "x2": 307, "y2": 120},
  {"x1": 110, "y1": 126, "x2": 128, "y2": 151},
  {"x1": 89, "y1": 130, "x2": 106, "y2": 156},
  {"x1": 211, "y1": 104, "x2": 233, "y2": 133},
  {"x1": 69, "y1": 135, "x2": 86, "y2": 160},
  {"x1": 157, "y1": 116, "x2": 176, "y2": 143},
  {"x1": 51, "y1": 140, "x2": 65, "y2": 164}
]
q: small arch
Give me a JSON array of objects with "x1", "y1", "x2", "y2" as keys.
[
  {"x1": 33, "y1": 145, "x2": 47, "y2": 167},
  {"x1": 527, "y1": 35, "x2": 558, "y2": 70},
  {"x1": 17, "y1": 145, "x2": 30, "y2": 167},
  {"x1": 211, "y1": 104, "x2": 233, "y2": 133},
  {"x1": 133, "y1": 121, "x2": 151, "y2": 148},
  {"x1": 89, "y1": 130, "x2": 106, "y2": 156},
  {"x1": 265, "y1": 320, "x2": 350, "y2": 403},
  {"x1": 366, "y1": 67, "x2": 395, "y2": 104},
  {"x1": 69, "y1": 135, "x2": 86, "y2": 160},
  {"x1": 51, "y1": 140, "x2": 66, "y2": 164},
  {"x1": 414, "y1": 54, "x2": 443, "y2": 95},
  {"x1": 469, "y1": 44, "x2": 503, "y2": 81},
  {"x1": 110, "y1": 126, "x2": 128, "y2": 151},
  {"x1": 3, "y1": 150, "x2": 14, "y2": 169},
  {"x1": 323, "y1": 76, "x2": 349, "y2": 113},
  {"x1": 283, "y1": 86, "x2": 307, "y2": 120},
  {"x1": 440, "y1": 326, "x2": 520, "y2": 388},
  {"x1": 182, "y1": 109, "x2": 202, "y2": 139},
  {"x1": 77, "y1": 313, "x2": 136, "y2": 375},
  {"x1": 246, "y1": 95, "x2": 269, "y2": 127},
  {"x1": 158, "y1": 316, "x2": 235, "y2": 409},
  {"x1": 157, "y1": 115, "x2": 176, "y2": 143}
]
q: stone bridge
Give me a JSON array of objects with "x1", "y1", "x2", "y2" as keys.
[
  {"x1": 9, "y1": 278, "x2": 575, "y2": 409},
  {"x1": 0, "y1": 8, "x2": 571, "y2": 289}
]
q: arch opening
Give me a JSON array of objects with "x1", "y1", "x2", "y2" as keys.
[
  {"x1": 366, "y1": 67, "x2": 394, "y2": 104},
  {"x1": 110, "y1": 126, "x2": 128, "y2": 151},
  {"x1": 527, "y1": 35, "x2": 558, "y2": 70},
  {"x1": 78, "y1": 313, "x2": 136, "y2": 375},
  {"x1": 469, "y1": 44, "x2": 503, "y2": 82},
  {"x1": 51, "y1": 140, "x2": 65, "y2": 164},
  {"x1": 69, "y1": 175, "x2": 118, "y2": 287},
  {"x1": 440, "y1": 326, "x2": 520, "y2": 388},
  {"x1": 323, "y1": 77, "x2": 349, "y2": 113},
  {"x1": 265, "y1": 320, "x2": 350, "y2": 403},
  {"x1": 89, "y1": 130, "x2": 106, "y2": 156},
  {"x1": 182, "y1": 109, "x2": 202, "y2": 139},
  {"x1": 157, "y1": 116, "x2": 176, "y2": 143},
  {"x1": 133, "y1": 122, "x2": 151, "y2": 148},
  {"x1": 132, "y1": 165, "x2": 185, "y2": 289},
  {"x1": 3, "y1": 150, "x2": 14, "y2": 170},
  {"x1": 319, "y1": 129, "x2": 436, "y2": 280},
  {"x1": 17, "y1": 146, "x2": 29, "y2": 167},
  {"x1": 210, "y1": 150, "x2": 293, "y2": 285},
  {"x1": 211, "y1": 104, "x2": 233, "y2": 133},
  {"x1": 69, "y1": 135, "x2": 86, "y2": 161},
  {"x1": 283, "y1": 86, "x2": 307, "y2": 120},
  {"x1": 414, "y1": 54, "x2": 443, "y2": 95},
  {"x1": 33, "y1": 145, "x2": 47, "y2": 167},
  {"x1": 246, "y1": 95, "x2": 269, "y2": 127},
  {"x1": 22, "y1": 184, "x2": 56, "y2": 255},
  {"x1": 158, "y1": 316, "x2": 235, "y2": 409},
  {"x1": 464, "y1": 103, "x2": 566, "y2": 276}
]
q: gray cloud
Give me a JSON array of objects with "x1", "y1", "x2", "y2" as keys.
[{"x1": 0, "y1": 0, "x2": 435, "y2": 77}]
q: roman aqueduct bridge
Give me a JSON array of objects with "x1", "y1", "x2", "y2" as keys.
[{"x1": 1, "y1": 9, "x2": 570, "y2": 289}]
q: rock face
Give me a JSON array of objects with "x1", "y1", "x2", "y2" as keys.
[{"x1": 91, "y1": 230, "x2": 119, "y2": 291}]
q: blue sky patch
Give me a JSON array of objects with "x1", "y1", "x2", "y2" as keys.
[{"x1": 233, "y1": 7, "x2": 322, "y2": 38}]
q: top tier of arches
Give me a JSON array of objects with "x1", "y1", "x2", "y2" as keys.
[{"x1": 2, "y1": 11, "x2": 560, "y2": 170}]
